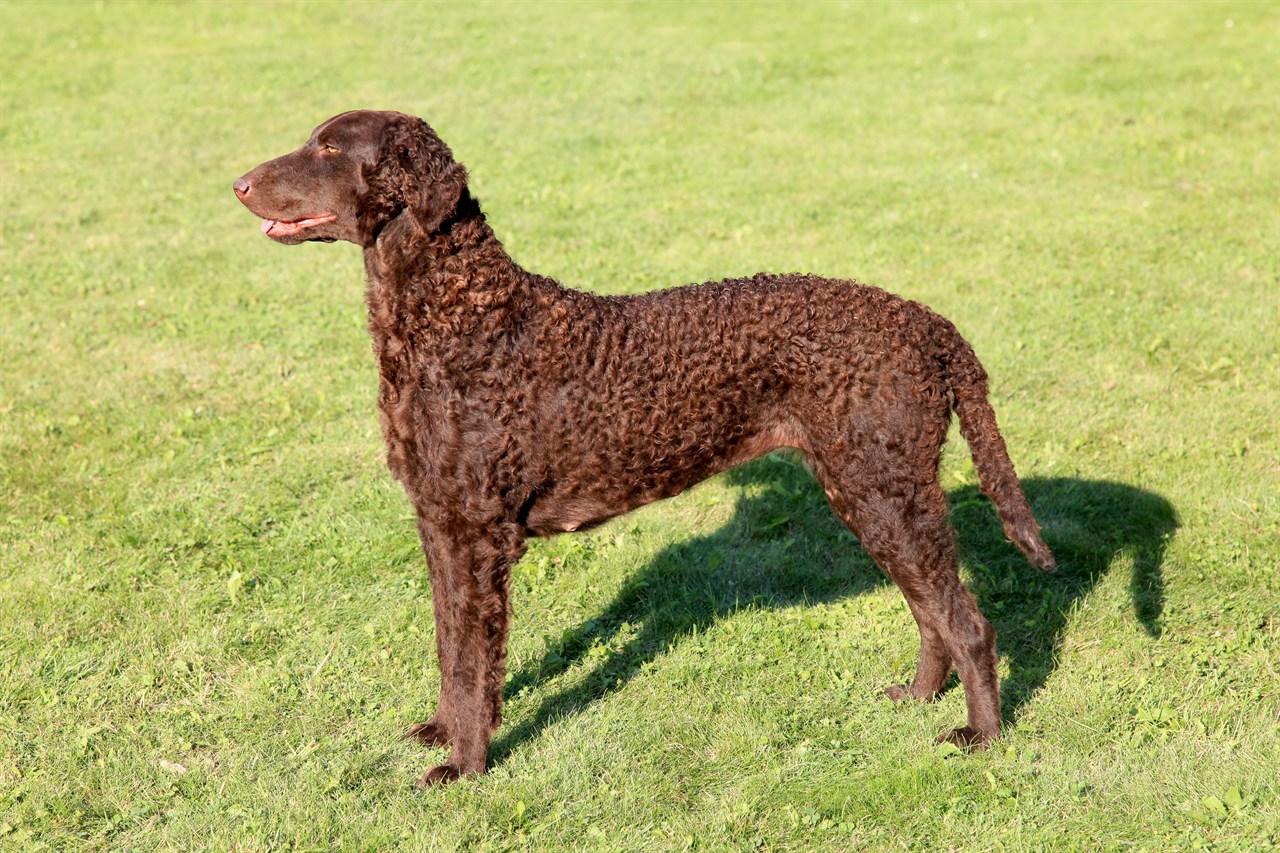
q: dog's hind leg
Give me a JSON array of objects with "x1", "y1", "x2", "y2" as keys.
[
  {"x1": 815, "y1": 449, "x2": 1000, "y2": 748},
  {"x1": 884, "y1": 594, "x2": 954, "y2": 704}
]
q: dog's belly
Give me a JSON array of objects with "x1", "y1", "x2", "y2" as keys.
[
  {"x1": 521, "y1": 421, "x2": 807, "y2": 536},
  {"x1": 522, "y1": 492, "x2": 639, "y2": 536}
]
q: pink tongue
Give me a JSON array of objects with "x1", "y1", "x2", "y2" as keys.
[
  {"x1": 259, "y1": 215, "x2": 335, "y2": 238},
  {"x1": 262, "y1": 219, "x2": 302, "y2": 238}
]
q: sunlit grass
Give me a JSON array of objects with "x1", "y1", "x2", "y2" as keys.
[{"x1": 1, "y1": 2, "x2": 1277, "y2": 850}]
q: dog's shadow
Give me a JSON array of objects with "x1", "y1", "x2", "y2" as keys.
[{"x1": 491, "y1": 455, "x2": 1177, "y2": 765}]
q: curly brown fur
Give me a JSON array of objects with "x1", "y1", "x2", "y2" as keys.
[{"x1": 234, "y1": 110, "x2": 1054, "y2": 786}]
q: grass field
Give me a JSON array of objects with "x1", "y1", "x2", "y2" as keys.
[{"x1": 2, "y1": 1, "x2": 1278, "y2": 850}]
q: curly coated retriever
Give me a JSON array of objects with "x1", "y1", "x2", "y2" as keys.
[{"x1": 233, "y1": 110, "x2": 1055, "y2": 787}]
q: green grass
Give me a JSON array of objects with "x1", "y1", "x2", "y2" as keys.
[{"x1": 2, "y1": 1, "x2": 1277, "y2": 849}]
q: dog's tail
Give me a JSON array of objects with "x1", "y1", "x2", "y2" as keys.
[{"x1": 932, "y1": 313, "x2": 1056, "y2": 571}]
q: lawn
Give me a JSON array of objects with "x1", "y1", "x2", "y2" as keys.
[{"x1": 1, "y1": 1, "x2": 1277, "y2": 850}]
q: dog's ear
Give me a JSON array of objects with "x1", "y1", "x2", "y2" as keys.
[{"x1": 368, "y1": 116, "x2": 468, "y2": 234}]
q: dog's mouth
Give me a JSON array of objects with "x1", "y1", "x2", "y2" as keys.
[{"x1": 260, "y1": 214, "x2": 337, "y2": 240}]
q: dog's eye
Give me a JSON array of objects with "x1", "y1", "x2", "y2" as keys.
[{"x1": 322, "y1": 144, "x2": 340, "y2": 154}]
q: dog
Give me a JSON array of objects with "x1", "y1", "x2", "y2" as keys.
[{"x1": 234, "y1": 110, "x2": 1054, "y2": 787}]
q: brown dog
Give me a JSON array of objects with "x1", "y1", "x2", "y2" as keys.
[{"x1": 234, "y1": 110, "x2": 1054, "y2": 787}]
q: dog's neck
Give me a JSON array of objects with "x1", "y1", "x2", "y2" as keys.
[
  {"x1": 361, "y1": 189, "x2": 542, "y2": 395},
  {"x1": 364, "y1": 191, "x2": 531, "y2": 320}
]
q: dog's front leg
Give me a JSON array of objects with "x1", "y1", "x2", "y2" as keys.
[
  {"x1": 402, "y1": 517, "x2": 461, "y2": 751},
  {"x1": 407, "y1": 515, "x2": 524, "y2": 787}
]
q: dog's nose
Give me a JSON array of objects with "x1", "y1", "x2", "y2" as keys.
[{"x1": 234, "y1": 177, "x2": 251, "y2": 196}]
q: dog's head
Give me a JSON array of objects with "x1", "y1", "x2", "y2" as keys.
[{"x1": 233, "y1": 110, "x2": 468, "y2": 247}]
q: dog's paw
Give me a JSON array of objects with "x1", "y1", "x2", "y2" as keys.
[
  {"x1": 415, "y1": 763, "x2": 463, "y2": 789},
  {"x1": 403, "y1": 720, "x2": 451, "y2": 748},
  {"x1": 884, "y1": 684, "x2": 913, "y2": 703},
  {"x1": 885, "y1": 684, "x2": 941, "y2": 703},
  {"x1": 935, "y1": 726, "x2": 993, "y2": 751}
]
